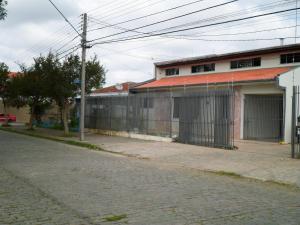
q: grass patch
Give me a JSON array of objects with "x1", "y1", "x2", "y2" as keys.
[
  {"x1": 0, "y1": 127, "x2": 101, "y2": 150},
  {"x1": 60, "y1": 133, "x2": 77, "y2": 138},
  {"x1": 213, "y1": 171, "x2": 243, "y2": 178},
  {"x1": 0, "y1": 127, "x2": 129, "y2": 157},
  {"x1": 104, "y1": 214, "x2": 127, "y2": 222},
  {"x1": 211, "y1": 170, "x2": 299, "y2": 190},
  {"x1": 264, "y1": 180, "x2": 298, "y2": 188}
]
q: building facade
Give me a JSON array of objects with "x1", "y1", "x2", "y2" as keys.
[{"x1": 134, "y1": 44, "x2": 300, "y2": 144}]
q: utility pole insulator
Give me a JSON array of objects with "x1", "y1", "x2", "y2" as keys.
[{"x1": 80, "y1": 13, "x2": 87, "y2": 141}]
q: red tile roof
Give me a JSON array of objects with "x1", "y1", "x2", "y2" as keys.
[
  {"x1": 93, "y1": 82, "x2": 137, "y2": 94},
  {"x1": 136, "y1": 67, "x2": 291, "y2": 89},
  {"x1": 8, "y1": 72, "x2": 19, "y2": 78}
]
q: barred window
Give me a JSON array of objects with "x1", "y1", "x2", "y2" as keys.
[
  {"x1": 280, "y1": 52, "x2": 300, "y2": 64},
  {"x1": 166, "y1": 68, "x2": 179, "y2": 76},
  {"x1": 191, "y1": 63, "x2": 215, "y2": 73},
  {"x1": 230, "y1": 57, "x2": 261, "y2": 69}
]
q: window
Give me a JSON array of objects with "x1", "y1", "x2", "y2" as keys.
[
  {"x1": 191, "y1": 63, "x2": 215, "y2": 73},
  {"x1": 230, "y1": 57, "x2": 261, "y2": 69},
  {"x1": 280, "y1": 52, "x2": 300, "y2": 64},
  {"x1": 166, "y1": 68, "x2": 179, "y2": 76},
  {"x1": 173, "y1": 98, "x2": 180, "y2": 119}
]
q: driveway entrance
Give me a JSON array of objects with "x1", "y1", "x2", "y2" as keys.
[{"x1": 244, "y1": 94, "x2": 283, "y2": 142}]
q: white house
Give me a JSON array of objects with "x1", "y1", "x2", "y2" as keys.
[{"x1": 134, "y1": 43, "x2": 300, "y2": 143}]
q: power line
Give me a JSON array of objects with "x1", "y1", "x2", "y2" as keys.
[
  {"x1": 149, "y1": 0, "x2": 296, "y2": 34},
  {"x1": 90, "y1": 7, "x2": 300, "y2": 46},
  {"x1": 47, "y1": 0, "x2": 81, "y2": 37},
  {"x1": 86, "y1": 0, "x2": 122, "y2": 14},
  {"x1": 88, "y1": 17, "x2": 296, "y2": 43},
  {"x1": 87, "y1": 0, "x2": 296, "y2": 44},
  {"x1": 88, "y1": 0, "x2": 207, "y2": 32},
  {"x1": 58, "y1": 45, "x2": 81, "y2": 60},
  {"x1": 89, "y1": 0, "x2": 166, "y2": 21},
  {"x1": 88, "y1": 0, "x2": 238, "y2": 43},
  {"x1": 176, "y1": 25, "x2": 298, "y2": 37},
  {"x1": 55, "y1": 35, "x2": 80, "y2": 53},
  {"x1": 57, "y1": 44, "x2": 81, "y2": 57}
]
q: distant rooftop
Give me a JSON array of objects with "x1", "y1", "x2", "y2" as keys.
[
  {"x1": 92, "y1": 82, "x2": 137, "y2": 95},
  {"x1": 155, "y1": 43, "x2": 300, "y2": 67}
]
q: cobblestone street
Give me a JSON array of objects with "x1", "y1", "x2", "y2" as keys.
[{"x1": 0, "y1": 130, "x2": 300, "y2": 225}]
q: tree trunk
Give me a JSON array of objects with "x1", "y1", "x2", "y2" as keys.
[
  {"x1": 28, "y1": 112, "x2": 34, "y2": 130},
  {"x1": 62, "y1": 104, "x2": 69, "y2": 135},
  {"x1": 3, "y1": 101, "x2": 9, "y2": 126}
]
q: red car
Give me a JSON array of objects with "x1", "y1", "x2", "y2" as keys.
[{"x1": 0, "y1": 113, "x2": 16, "y2": 123}]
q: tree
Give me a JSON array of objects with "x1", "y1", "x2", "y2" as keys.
[
  {"x1": 45, "y1": 54, "x2": 106, "y2": 134},
  {"x1": 0, "y1": 62, "x2": 9, "y2": 125},
  {"x1": 8, "y1": 63, "x2": 51, "y2": 130},
  {"x1": 0, "y1": 0, "x2": 7, "y2": 20}
]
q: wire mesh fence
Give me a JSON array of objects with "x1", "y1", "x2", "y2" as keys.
[{"x1": 85, "y1": 89, "x2": 235, "y2": 149}]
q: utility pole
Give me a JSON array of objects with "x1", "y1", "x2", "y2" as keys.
[
  {"x1": 80, "y1": 13, "x2": 87, "y2": 141},
  {"x1": 296, "y1": 0, "x2": 299, "y2": 43}
]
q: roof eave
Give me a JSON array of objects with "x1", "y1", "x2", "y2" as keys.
[{"x1": 133, "y1": 79, "x2": 277, "y2": 91}]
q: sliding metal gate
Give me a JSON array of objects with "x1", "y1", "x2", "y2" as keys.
[
  {"x1": 177, "y1": 90, "x2": 234, "y2": 149},
  {"x1": 244, "y1": 95, "x2": 283, "y2": 141}
]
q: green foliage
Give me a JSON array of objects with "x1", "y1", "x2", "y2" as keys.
[
  {"x1": 43, "y1": 52, "x2": 106, "y2": 134},
  {"x1": 7, "y1": 63, "x2": 52, "y2": 128},
  {"x1": 45, "y1": 53, "x2": 106, "y2": 106},
  {"x1": 0, "y1": 0, "x2": 7, "y2": 20},
  {"x1": 103, "y1": 214, "x2": 127, "y2": 222},
  {"x1": 2, "y1": 51, "x2": 106, "y2": 133},
  {"x1": 85, "y1": 55, "x2": 106, "y2": 94},
  {"x1": 0, "y1": 62, "x2": 9, "y2": 102}
]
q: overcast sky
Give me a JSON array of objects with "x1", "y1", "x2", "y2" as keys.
[{"x1": 0, "y1": 0, "x2": 299, "y2": 86}]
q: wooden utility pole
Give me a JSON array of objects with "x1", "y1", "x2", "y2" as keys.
[{"x1": 80, "y1": 13, "x2": 87, "y2": 141}]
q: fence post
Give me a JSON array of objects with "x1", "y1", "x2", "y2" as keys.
[
  {"x1": 147, "y1": 89, "x2": 149, "y2": 135},
  {"x1": 291, "y1": 86, "x2": 296, "y2": 159},
  {"x1": 169, "y1": 88, "x2": 173, "y2": 138},
  {"x1": 126, "y1": 94, "x2": 130, "y2": 133}
]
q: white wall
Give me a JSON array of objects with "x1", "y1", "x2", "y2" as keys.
[
  {"x1": 278, "y1": 67, "x2": 300, "y2": 143},
  {"x1": 156, "y1": 51, "x2": 300, "y2": 79}
]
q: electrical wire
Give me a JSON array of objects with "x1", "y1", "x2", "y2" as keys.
[
  {"x1": 47, "y1": 0, "x2": 81, "y2": 37},
  {"x1": 90, "y1": 7, "x2": 300, "y2": 46},
  {"x1": 88, "y1": 0, "x2": 238, "y2": 42},
  {"x1": 88, "y1": 0, "x2": 207, "y2": 32}
]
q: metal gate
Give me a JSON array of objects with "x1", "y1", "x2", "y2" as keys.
[
  {"x1": 244, "y1": 95, "x2": 283, "y2": 141},
  {"x1": 177, "y1": 90, "x2": 235, "y2": 149},
  {"x1": 291, "y1": 86, "x2": 300, "y2": 159},
  {"x1": 85, "y1": 89, "x2": 235, "y2": 149}
]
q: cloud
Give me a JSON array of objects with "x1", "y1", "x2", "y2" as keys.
[
  {"x1": 0, "y1": 0, "x2": 298, "y2": 86},
  {"x1": 3, "y1": 0, "x2": 80, "y2": 26}
]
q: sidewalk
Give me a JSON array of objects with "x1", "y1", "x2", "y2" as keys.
[{"x1": 2, "y1": 125, "x2": 300, "y2": 188}]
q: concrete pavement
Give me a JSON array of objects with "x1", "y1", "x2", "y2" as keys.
[
  {"x1": 2, "y1": 126, "x2": 300, "y2": 188},
  {"x1": 75, "y1": 132, "x2": 300, "y2": 188},
  {"x1": 1, "y1": 130, "x2": 300, "y2": 224}
]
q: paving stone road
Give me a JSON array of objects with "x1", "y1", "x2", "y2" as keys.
[{"x1": 0, "y1": 130, "x2": 300, "y2": 225}]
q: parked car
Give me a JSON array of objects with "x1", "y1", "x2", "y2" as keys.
[{"x1": 0, "y1": 113, "x2": 17, "y2": 123}]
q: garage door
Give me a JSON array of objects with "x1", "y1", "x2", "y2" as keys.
[{"x1": 244, "y1": 95, "x2": 283, "y2": 141}]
